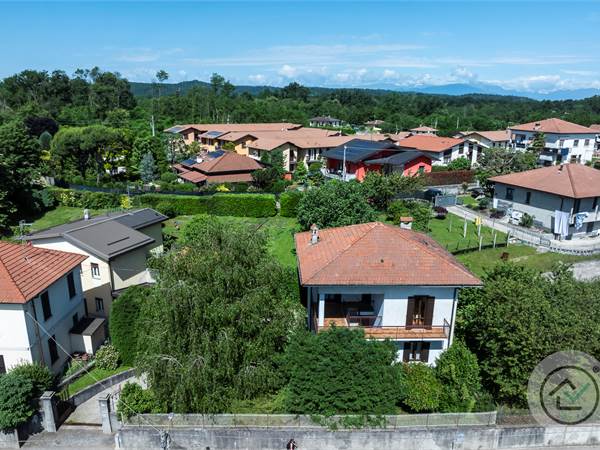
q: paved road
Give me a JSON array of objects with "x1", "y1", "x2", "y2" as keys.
[{"x1": 22, "y1": 426, "x2": 114, "y2": 449}]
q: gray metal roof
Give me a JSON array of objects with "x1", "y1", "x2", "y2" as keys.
[
  {"x1": 364, "y1": 150, "x2": 428, "y2": 166},
  {"x1": 26, "y1": 208, "x2": 167, "y2": 260}
]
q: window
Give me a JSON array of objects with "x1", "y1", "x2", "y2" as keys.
[
  {"x1": 48, "y1": 336, "x2": 59, "y2": 364},
  {"x1": 574, "y1": 139, "x2": 580, "y2": 147},
  {"x1": 559, "y1": 139, "x2": 565, "y2": 147},
  {"x1": 0, "y1": 355, "x2": 5, "y2": 374},
  {"x1": 418, "y1": 165, "x2": 425, "y2": 174},
  {"x1": 506, "y1": 188, "x2": 514, "y2": 201},
  {"x1": 585, "y1": 139, "x2": 590, "y2": 147},
  {"x1": 403, "y1": 341, "x2": 430, "y2": 363},
  {"x1": 406, "y1": 296, "x2": 434, "y2": 328},
  {"x1": 525, "y1": 191, "x2": 531, "y2": 205},
  {"x1": 459, "y1": 144, "x2": 465, "y2": 155},
  {"x1": 41, "y1": 291, "x2": 52, "y2": 321},
  {"x1": 72, "y1": 313, "x2": 78, "y2": 329},
  {"x1": 593, "y1": 197, "x2": 598, "y2": 210},
  {"x1": 91, "y1": 263, "x2": 100, "y2": 279},
  {"x1": 95, "y1": 297, "x2": 104, "y2": 313},
  {"x1": 67, "y1": 272, "x2": 76, "y2": 298}
]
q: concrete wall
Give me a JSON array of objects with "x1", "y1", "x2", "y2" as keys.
[{"x1": 116, "y1": 423, "x2": 600, "y2": 450}]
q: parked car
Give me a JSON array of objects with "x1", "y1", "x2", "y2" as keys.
[
  {"x1": 468, "y1": 187, "x2": 486, "y2": 198},
  {"x1": 424, "y1": 188, "x2": 443, "y2": 202}
]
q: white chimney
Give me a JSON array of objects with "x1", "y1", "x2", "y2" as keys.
[
  {"x1": 83, "y1": 209, "x2": 90, "y2": 220},
  {"x1": 310, "y1": 224, "x2": 319, "y2": 245}
]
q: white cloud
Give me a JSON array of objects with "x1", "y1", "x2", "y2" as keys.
[
  {"x1": 278, "y1": 65, "x2": 297, "y2": 78},
  {"x1": 451, "y1": 66, "x2": 477, "y2": 82},
  {"x1": 248, "y1": 73, "x2": 266, "y2": 83},
  {"x1": 382, "y1": 69, "x2": 396, "y2": 79}
]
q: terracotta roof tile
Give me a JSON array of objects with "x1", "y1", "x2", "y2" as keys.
[
  {"x1": 0, "y1": 241, "x2": 86, "y2": 304},
  {"x1": 295, "y1": 222, "x2": 481, "y2": 286},
  {"x1": 192, "y1": 151, "x2": 262, "y2": 173},
  {"x1": 465, "y1": 130, "x2": 510, "y2": 142},
  {"x1": 510, "y1": 118, "x2": 597, "y2": 134},
  {"x1": 178, "y1": 171, "x2": 208, "y2": 183},
  {"x1": 399, "y1": 135, "x2": 464, "y2": 153},
  {"x1": 490, "y1": 164, "x2": 600, "y2": 199},
  {"x1": 411, "y1": 126, "x2": 438, "y2": 132}
]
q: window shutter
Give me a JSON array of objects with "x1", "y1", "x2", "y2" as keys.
[
  {"x1": 420, "y1": 342, "x2": 430, "y2": 363},
  {"x1": 402, "y1": 343, "x2": 411, "y2": 363},
  {"x1": 406, "y1": 297, "x2": 415, "y2": 329},
  {"x1": 424, "y1": 296, "x2": 435, "y2": 329}
]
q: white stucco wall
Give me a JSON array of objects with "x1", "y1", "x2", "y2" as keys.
[{"x1": 509, "y1": 130, "x2": 597, "y2": 164}]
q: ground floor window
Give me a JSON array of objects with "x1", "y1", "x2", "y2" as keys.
[
  {"x1": 95, "y1": 297, "x2": 104, "y2": 313},
  {"x1": 48, "y1": 336, "x2": 59, "y2": 364},
  {"x1": 0, "y1": 355, "x2": 5, "y2": 374},
  {"x1": 403, "y1": 341, "x2": 430, "y2": 363}
]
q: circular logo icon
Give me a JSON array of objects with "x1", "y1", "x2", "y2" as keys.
[{"x1": 528, "y1": 351, "x2": 600, "y2": 425}]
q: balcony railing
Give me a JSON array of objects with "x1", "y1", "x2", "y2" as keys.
[
  {"x1": 318, "y1": 316, "x2": 451, "y2": 340},
  {"x1": 321, "y1": 168, "x2": 357, "y2": 181}
]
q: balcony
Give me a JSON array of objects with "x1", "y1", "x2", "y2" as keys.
[{"x1": 321, "y1": 168, "x2": 357, "y2": 181}]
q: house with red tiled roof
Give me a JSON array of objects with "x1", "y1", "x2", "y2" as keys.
[
  {"x1": 164, "y1": 123, "x2": 302, "y2": 146},
  {"x1": 174, "y1": 151, "x2": 263, "y2": 185},
  {"x1": 397, "y1": 135, "x2": 468, "y2": 166},
  {"x1": 490, "y1": 164, "x2": 600, "y2": 238},
  {"x1": 508, "y1": 118, "x2": 598, "y2": 165},
  {"x1": 410, "y1": 125, "x2": 438, "y2": 135},
  {"x1": 0, "y1": 242, "x2": 106, "y2": 374},
  {"x1": 294, "y1": 222, "x2": 481, "y2": 364}
]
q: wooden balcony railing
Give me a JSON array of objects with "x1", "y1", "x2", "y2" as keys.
[{"x1": 317, "y1": 317, "x2": 450, "y2": 340}]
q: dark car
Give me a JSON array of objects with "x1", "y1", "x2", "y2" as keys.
[
  {"x1": 468, "y1": 187, "x2": 486, "y2": 198},
  {"x1": 424, "y1": 188, "x2": 443, "y2": 202}
]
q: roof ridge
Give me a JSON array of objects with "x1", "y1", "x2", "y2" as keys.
[{"x1": 303, "y1": 222, "x2": 378, "y2": 284}]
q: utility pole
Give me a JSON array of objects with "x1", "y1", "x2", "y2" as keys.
[
  {"x1": 342, "y1": 145, "x2": 347, "y2": 181},
  {"x1": 150, "y1": 115, "x2": 156, "y2": 137}
]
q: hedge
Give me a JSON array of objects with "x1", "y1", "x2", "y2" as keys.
[
  {"x1": 133, "y1": 194, "x2": 209, "y2": 216},
  {"x1": 109, "y1": 285, "x2": 147, "y2": 366},
  {"x1": 50, "y1": 187, "x2": 122, "y2": 209},
  {"x1": 279, "y1": 191, "x2": 303, "y2": 217},
  {"x1": 423, "y1": 170, "x2": 475, "y2": 186},
  {"x1": 208, "y1": 194, "x2": 277, "y2": 217}
]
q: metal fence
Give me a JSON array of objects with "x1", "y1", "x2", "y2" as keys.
[
  {"x1": 123, "y1": 411, "x2": 497, "y2": 429},
  {"x1": 434, "y1": 194, "x2": 457, "y2": 208}
]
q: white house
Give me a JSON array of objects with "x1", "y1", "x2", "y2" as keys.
[
  {"x1": 490, "y1": 164, "x2": 600, "y2": 239},
  {"x1": 309, "y1": 116, "x2": 342, "y2": 128},
  {"x1": 26, "y1": 208, "x2": 167, "y2": 319},
  {"x1": 397, "y1": 135, "x2": 471, "y2": 166},
  {"x1": 509, "y1": 118, "x2": 598, "y2": 165},
  {"x1": 459, "y1": 130, "x2": 510, "y2": 149},
  {"x1": 0, "y1": 241, "x2": 105, "y2": 374},
  {"x1": 410, "y1": 126, "x2": 438, "y2": 135},
  {"x1": 294, "y1": 222, "x2": 481, "y2": 364}
]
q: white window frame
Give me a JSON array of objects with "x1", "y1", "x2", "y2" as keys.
[{"x1": 91, "y1": 263, "x2": 101, "y2": 279}]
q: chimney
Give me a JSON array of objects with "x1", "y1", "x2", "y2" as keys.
[
  {"x1": 83, "y1": 209, "x2": 90, "y2": 220},
  {"x1": 310, "y1": 224, "x2": 319, "y2": 245}
]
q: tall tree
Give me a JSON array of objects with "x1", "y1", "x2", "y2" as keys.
[{"x1": 139, "y1": 151, "x2": 157, "y2": 183}]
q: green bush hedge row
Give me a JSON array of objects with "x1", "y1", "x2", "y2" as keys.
[
  {"x1": 279, "y1": 191, "x2": 303, "y2": 218},
  {"x1": 134, "y1": 193, "x2": 277, "y2": 218},
  {"x1": 50, "y1": 188, "x2": 123, "y2": 209}
]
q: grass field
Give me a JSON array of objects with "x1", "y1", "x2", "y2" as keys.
[
  {"x1": 28, "y1": 206, "x2": 111, "y2": 233},
  {"x1": 62, "y1": 365, "x2": 130, "y2": 396},
  {"x1": 427, "y1": 213, "x2": 507, "y2": 253}
]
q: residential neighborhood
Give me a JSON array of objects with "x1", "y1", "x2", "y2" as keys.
[{"x1": 3, "y1": 2, "x2": 600, "y2": 449}]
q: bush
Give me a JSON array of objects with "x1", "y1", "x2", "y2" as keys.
[
  {"x1": 400, "y1": 363, "x2": 442, "y2": 412},
  {"x1": 160, "y1": 172, "x2": 177, "y2": 183},
  {"x1": 267, "y1": 179, "x2": 289, "y2": 194},
  {"x1": 94, "y1": 344, "x2": 120, "y2": 370},
  {"x1": 478, "y1": 197, "x2": 490, "y2": 210},
  {"x1": 233, "y1": 183, "x2": 249, "y2": 193},
  {"x1": 423, "y1": 170, "x2": 474, "y2": 186},
  {"x1": 280, "y1": 191, "x2": 303, "y2": 217},
  {"x1": 9, "y1": 362, "x2": 54, "y2": 398},
  {"x1": 154, "y1": 201, "x2": 178, "y2": 218},
  {"x1": 435, "y1": 342, "x2": 483, "y2": 412},
  {"x1": 284, "y1": 328, "x2": 400, "y2": 415},
  {"x1": 117, "y1": 382, "x2": 160, "y2": 420},
  {"x1": 387, "y1": 200, "x2": 432, "y2": 232},
  {"x1": 520, "y1": 212, "x2": 534, "y2": 228},
  {"x1": 51, "y1": 188, "x2": 122, "y2": 209},
  {"x1": 296, "y1": 180, "x2": 377, "y2": 230},
  {"x1": 433, "y1": 206, "x2": 448, "y2": 219},
  {"x1": 447, "y1": 157, "x2": 471, "y2": 171},
  {"x1": 0, "y1": 373, "x2": 35, "y2": 430},
  {"x1": 134, "y1": 194, "x2": 209, "y2": 216},
  {"x1": 110, "y1": 286, "x2": 147, "y2": 366},
  {"x1": 208, "y1": 194, "x2": 277, "y2": 217}
]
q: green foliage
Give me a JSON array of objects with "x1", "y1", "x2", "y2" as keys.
[
  {"x1": 279, "y1": 191, "x2": 303, "y2": 217},
  {"x1": 361, "y1": 172, "x2": 424, "y2": 210},
  {"x1": 296, "y1": 180, "x2": 377, "y2": 230},
  {"x1": 476, "y1": 146, "x2": 539, "y2": 189},
  {"x1": 110, "y1": 286, "x2": 147, "y2": 366},
  {"x1": 0, "y1": 373, "x2": 35, "y2": 431},
  {"x1": 117, "y1": 382, "x2": 161, "y2": 420},
  {"x1": 387, "y1": 199, "x2": 432, "y2": 231},
  {"x1": 284, "y1": 328, "x2": 400, "y2": 415},
  {"x1": 208, "y1": 193, "x2": 277, "y2": 217},
  {"x1": 94, "y1": 344, "x2": 120, "y2": 370},
  {"x1": 400, "y1": 363, "x2": 442, "y2": 413},
  {"x1": 139, "y1": 151, "x2": 157, "y2": 183},
  {"x1": 307, "y1": 161, "x2": 324, "y2": 186},
  {"x1": 435, "y1": 342, "x2": 483, "y2": 412},
  {"x1": 447, "y1": 157, "x2": 471, "y2": 171},
  {"x1": 458, "y1": 263, "x2": 600, "y2": 406},
  {"x1": 137, "y1": 215, "x2": 304, "y2": 413},
  {"x1": 132, "y1": 136, "x2": 166, "y2": 175},
  {"x1": 160, "y1": 172, "x2": 177, "y2": 183},
  {"x1": 221, "y1": 142, "x2": 236, "y2": 151},
  {"x1": 134, "y1": 193, "x2": 209, "y2": 215},
  {"x1": 293, "y1": 162, "x2": 308, "y2": 183},
  {"x1": 9, "y1": 362, "x2": 54, "y2": 398},
  {"x1": 50, "y1": 188, "x2": 122, "y2": 209},
  {"x1": 520, "y1": 212, "x2": 534, "y2": 228}
]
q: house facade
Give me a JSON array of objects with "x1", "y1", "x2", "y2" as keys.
[
  {"x1": 459, "y1": 130, "x2": 510, "y2": 150},
  {"x1": 295, "y1": 222, "x2": 481, "y2": 364},
  {"x1": 26, "y1": 209, "x2": 167, "y2": 319},
  {"x1": 0, "y1": 242, "x2": 105, "y2": 374},
  {"x1": 309, "y1": 116, "x2": 342, "y2": 128},
  {"x1": 490, "y1": 164, "x2": 600, "y2": 238},
  {"x1": 508, "y1": 118, "x2": 598, "y2": 165}
]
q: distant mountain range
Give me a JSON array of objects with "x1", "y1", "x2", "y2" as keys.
[{"x1": 129, "y1": 80, "x2": 600, "y2": 101}]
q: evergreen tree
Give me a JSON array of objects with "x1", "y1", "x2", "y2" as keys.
[{"x1": 139, "y1": 151, "x2": 156, "y2": 183}]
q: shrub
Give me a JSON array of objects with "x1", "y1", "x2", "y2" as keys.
[
  {"x1": 208, "y1": 194, "x2": 277, "y2": 217},
  {"x1": 478, "y1": 197, "x2": 490, "y2": 210},
  {"x1": 423, "y1": 170, "x2": 474, "y2": 186},
  {"x1": 447, "y1": 157, "x2": 471, "y2": 171},
  {"x1": 233, "y1": 183, "x2": 249, "y2": 193},
  {"x1": 134, "y1": 194, "x2": 209, "y2": 216},
  {"x1": 435, "y1": 342, "x2": 483, "y2": 412},
  {"x1": 434, "y1": 206, "x2": 448, "y2": 219},
  {"x1": 50, "y1": 188, "x2": 122, "y2": 209},
  {"x1": 267, "y1": 179, "x2": 289, "y2": 194},
  {"x1": 279, "y1": 191, "x2": 303, "y2": 217},
  {"x1": 9, "y1": 362, "x2": 54, "y2": 398},
  {"x1": 110, "y1": 286, "x2": 147, "y2": 366},
  {"x1": 160, "y1": 172, "x2": 177, "y2": 183},
  {"x1": 400, "y1": 363, "x2": 442, "y2": 412},
  {"x1": 117, "y1": 382, "x2": 160, "y2": 420},
  {"x1": 284, "y1": 328, "x2": 400, "y2": 415},
  {"x1": 387, "y1": 200, "x2": 432, "y2": 232},
  {"x1": 154, "y1": 201, "x2": 178, "y2": 218},
  {"x1": 94, "y1": 344, "x2": 120, "y2": 370},
  {"x1": 520, "y1": 212, "x2": 534, "y2": 228},
  {"x1": 0, "y1": 373, "x2": 35, "y2": 430}
]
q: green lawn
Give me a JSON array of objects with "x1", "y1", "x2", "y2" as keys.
[
  {"x1": 28, "y1": 206, "x2": 110, "y2": 233},
  {"x1": 427, "y1": 213, "x2": 507, "y2": 253},
  {"x1": 457, "y1": 195, "x2": 478, "y2": 207},
  {"x1": 62, "y1": 365, "x2": 131, "y2": 396}
]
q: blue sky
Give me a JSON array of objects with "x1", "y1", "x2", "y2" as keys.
[{"x1": 1, "y1": 1, "x2": 600, "y2": 93}]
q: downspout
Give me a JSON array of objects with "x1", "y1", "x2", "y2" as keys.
[{"x1": 448, "y1": 287, "x2": 459, "y2": 348}]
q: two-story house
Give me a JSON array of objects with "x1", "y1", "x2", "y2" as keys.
[
  {"x1": 0, "y1": 242, "x2": 104, "y2": 374},
  {"x1": 295, "y1": 222, "x2": 481, "y2": 364},
  {"x1": 25, "y1": 208, "x2": 167, "y2": 319},
  {"x1": 509, "y1": 118, "x2": 598, "y2": 165},
  {"x1": 490, "y1": 164, "x2": 600, "y2": 239},
  {"x1": 397, "y1": 135, "x2": 469, "y2": 166}
]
